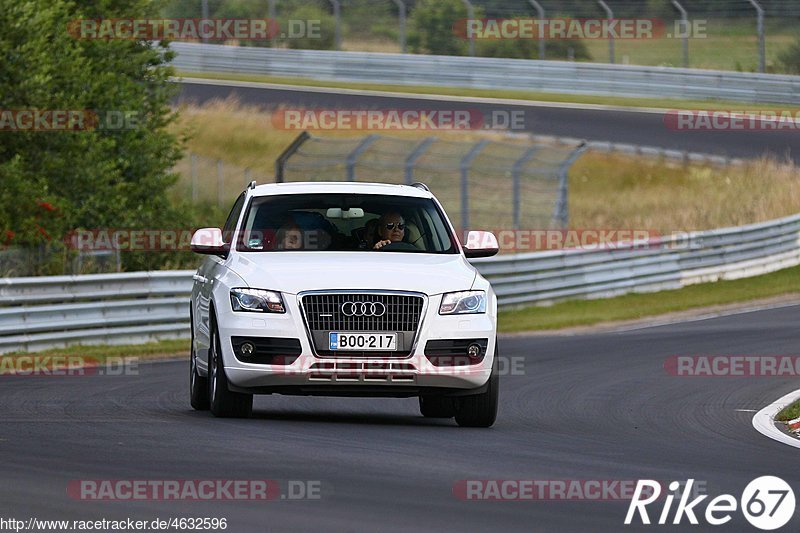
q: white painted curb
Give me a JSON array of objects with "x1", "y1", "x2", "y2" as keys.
[{"x1": 752, "y1": 388, "x2": 800, "y2": 449}]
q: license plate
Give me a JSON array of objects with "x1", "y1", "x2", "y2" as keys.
[{"x1": 329, "y1": 332, "x2": 397, "y2": 351}]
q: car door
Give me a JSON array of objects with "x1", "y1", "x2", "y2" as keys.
[{"x1": 194, "y1": 192, "x2": 247, "y2": 371}]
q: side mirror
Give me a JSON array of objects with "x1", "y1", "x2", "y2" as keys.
[
  {"x1": 190, "y1": 228, "x2": 228, "y2": 256},
  {"x1": 463, "y1": 231, "x2": 499, "y2": 258}
]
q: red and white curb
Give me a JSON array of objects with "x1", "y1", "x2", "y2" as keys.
[{"x1": 752, "y1": 388, "x2": 800, "y2": 449}]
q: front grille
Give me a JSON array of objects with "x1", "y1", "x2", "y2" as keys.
[
  {"x1": 302, "y1": 293, "x2": 424, "y2": 332},
  {"x1": 301, "y1": 292, "x2": 425, "y2": 357}
]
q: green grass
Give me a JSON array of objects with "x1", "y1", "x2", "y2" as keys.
[
  {"x1": 175, "y1": 70, "x2": 800, "y2": 113},
  {"x1": 499, "y1": 263, "x2": 800, "y2": 332},
  {"x1": 776, "y1": 400, "x2": 800, "y2": 422},
  {"x1": 0, "y1": 339, "x2": 188, "y2": 362}
]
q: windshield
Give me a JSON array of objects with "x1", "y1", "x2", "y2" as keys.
[{"x1": 236, "y1": 193, "x2": 458, "y2": 254}]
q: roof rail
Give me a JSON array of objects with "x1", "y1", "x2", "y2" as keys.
[
  {"x1": 409, "y1": 182, "x2": 430, "y2": 191},
  {"x1": 248, "y1": 180, "x2": 257, "y2": 190}
]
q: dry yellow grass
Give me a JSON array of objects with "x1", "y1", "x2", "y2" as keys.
[{"x1": 170, "y1": 100, "x2": 800, "y2": 232}]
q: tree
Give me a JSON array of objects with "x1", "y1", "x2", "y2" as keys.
[
  {"x1": 0, "y1": 0, "x2": 183, "y2": 269},
  {"x1": 408, "y1": 0, "x2": 472, "y2": 56}
]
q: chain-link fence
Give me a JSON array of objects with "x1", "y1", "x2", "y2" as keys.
[
  {"x1": 164, "y1": 0, "x2": 800, "y2": 72},
  {"x1": 276, "y1": 133, "x2": 586, "y2": 231}
]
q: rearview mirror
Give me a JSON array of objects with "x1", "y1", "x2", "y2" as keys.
[
  {"x1": 190, "y1": 228, "x2": 228, "y2": 256},
  {"x1": 463, "y1": 231, "x2": 499, "y2": 258},
  {"x1": 326, "y1": 207, "x2": 364, "y2": 219}
]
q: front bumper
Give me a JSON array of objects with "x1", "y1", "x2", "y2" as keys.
[{"x1": 217, "y1": 292, "x2": 496, "y2": 395}]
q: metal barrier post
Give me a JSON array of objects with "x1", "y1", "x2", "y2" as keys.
[
  {"x1": 749, "y1": 0, "x2": 766, "y2": 73},
  {"x1": 597, "y1": 1, "x2": 614, "y2": 64},
  {"x1": 461, "y1": 0, "x2": 475, "y2": 56},
  {"x1": 671, "y1": 0, "x2": 689, "y2": 68},
  {"x1": 346, "y1": 135, "x2": 379, "y2": 181},
  {"x1": 268, "y1": 0, "x2": 277, "y2": 48},
  {"x1": 217, "y1": 159, "x2": 224, "y2": 207},
  {"x1": 275, "y1": 131, "x2": 311, "y2": 183},
  {"x1": 511, "y1": 146, "x2": 539, "y2": 230},
  {"x1": 405, "y1": 137, "x2": 436, "y2": 184},
  {"x1": 460, "y1": 139, "x2": 490, "y2": 230},
  {"x1": 328, "y1": 0, "x2": 341, "y2": 50},
  {"x1": 528, "y1": 0, "x2": 545, "y2": 60},
  {"x1": 392, "y1": 0, "x2": 407, "y2": 53},
  {"x1": 553, "y1": 142, "x2": 587, "y2": 228}
]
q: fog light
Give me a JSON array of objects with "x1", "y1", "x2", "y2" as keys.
[
  {"x1": 241, "y1": 342, "x2": 255, "y2": 356},
  {"x1": 467, "y1": 343, "x2": 481, "y2": 359}
]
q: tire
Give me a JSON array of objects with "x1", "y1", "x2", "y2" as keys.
[
  {"x1": 208, "y1": 318, "x2": 253, "y2": 418},
  {"x1": 454, "y1": 344, "x2": 499, "y2": 428},
  {"x1": 189, "y1": 314, "x2": 209, "y2": 410},
  {"x1": 419, "y1": 396, "x2": 456, "y2": 418}
]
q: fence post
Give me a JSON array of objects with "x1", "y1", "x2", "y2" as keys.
[
  {"x1": 748, "y1": 0, "x2": 765, "y2": 73},
  {"x1": 597, "y1": 0, "x2": 614, "y2": 64},
  {"x1": 201, "y1": 0, "x2": 209, "y2": 43},
  {"x1": 460, "y1": 139, "x2": 490, "y2": 231},
  {"x1": 671, "y1": 0, "x2": 689, "y2": 68},
  {"x1": 511, "y1": 146, "x2": 540, "y2": 230},
  {"x1": 346, "y1": 135, "x2": 379, "y2": 181},
  {"x1": 275, "y1": 131, "x2": 311, "y2": 182},
  {"x1": 268, "y1": 0, "x2": 277, "y2": 48},
  {"x1": 553, "y1": 142, "x2": 587, "y2": 228},
  {"x1": 190, "y1": 153, "x2": 198, "y2": 203},
  {"x1": 392, "y1": 0, "x2": 407, "y2": 53},
  {"x1": 528, "y1": 0, "x2": 545, "y2": 60},
  {"x1": 461, "y1": 0, "x2": 475, "y2": 56},
  {"x1": 405, "y1": 137, "x2": 436, "y2": 184},
  {"x1": 217, "y1": 159, "x2": 224, "y2": 207},
  {"x1": 328, "y1": 0, "x2": 341, "y2": 50}
]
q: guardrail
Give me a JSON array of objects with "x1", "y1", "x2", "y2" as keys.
[
  {"x1": 2, "y1": 212, "x2": 799, "y2": 353},
  {"x1": 170, "y1": 42, "x2": 800, "y2": 104}
]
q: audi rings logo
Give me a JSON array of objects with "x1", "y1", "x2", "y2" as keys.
[{"x1": 341, "y1": 301, "x2": 387, "y2": 317}]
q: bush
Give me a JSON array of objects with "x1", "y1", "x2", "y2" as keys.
[
  {"x1": 0, "y1": 0, "x2": 184, "y2": 272},
  {"x1": 778, "y1": 37, "x2": 800, "y2": 74},
  {"x1": 409, "y1": 0, "x2": 472, "y2": 56}
]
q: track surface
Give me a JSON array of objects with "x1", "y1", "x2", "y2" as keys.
[
  {"x1": 177, "y1": 81, "x2": 800, "y2": 163},
  {"x1": 2, "y1": 305, "x2": 799, "y2": 532}
]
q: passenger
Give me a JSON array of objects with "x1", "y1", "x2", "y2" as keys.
[
  {"x1": 276, "y1": 222, "x2": 303, "y2": 250},
  {"x1": 373, "y1": 212, "x2": 405, "y2": 250}
]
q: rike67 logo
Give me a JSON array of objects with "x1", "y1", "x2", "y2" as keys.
[{"x1": 625, "y1": 477, "x2": 795, "y2": 530}]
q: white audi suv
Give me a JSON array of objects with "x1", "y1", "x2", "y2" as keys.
[{"x1": 189, "y1": 181, "x2": 500, "y2": 427}]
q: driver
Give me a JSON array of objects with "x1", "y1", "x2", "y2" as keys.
[{"x1": 372, "y1": 212, "x2": 405, "y2": 250}]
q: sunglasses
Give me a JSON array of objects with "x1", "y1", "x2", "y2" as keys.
[{"x1": 385, "y1": 223, "x2": 405, "y2": 231}]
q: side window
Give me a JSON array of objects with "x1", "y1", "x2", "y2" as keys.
[{"x1": 222, "y1": 193, "x2": 247, "y2": 244}]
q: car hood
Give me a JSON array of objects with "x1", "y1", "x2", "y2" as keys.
[{"x1": 228, "y1": 252, "x2": 478, "y2": 295}]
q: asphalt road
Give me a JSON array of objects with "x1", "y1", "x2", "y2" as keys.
[
  {"x1": 2, "y1": 305, "x2": 799, "y2": 532},
  {"x1": 177, "y1": 81, "x2": 800, "y2": 163}
]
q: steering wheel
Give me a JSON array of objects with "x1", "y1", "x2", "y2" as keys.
[{"x1": 377, "y1": 241, "x2": 419, "y2": 252}]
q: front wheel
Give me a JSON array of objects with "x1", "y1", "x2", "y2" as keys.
[
  {"x1": 189, "y1": 313, "x2": 209, "y2": 410},
  {"x1": 208, "y1": 320, "x2": 253, "y2": 418},
  {"x1": 454, "y1": 344, "x2": 499, "y2": 428}
]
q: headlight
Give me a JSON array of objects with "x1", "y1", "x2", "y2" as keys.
[
  {"x1": 230, "y1": 288, "x2": 285, "y2": 313},
  {"x1": 439, "y1": 290, "x2": 486, "y2": 315}
]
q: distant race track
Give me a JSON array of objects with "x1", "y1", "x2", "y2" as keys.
[{"x1": 177, "y1": 79, "x2": 800, "y2": 163}]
